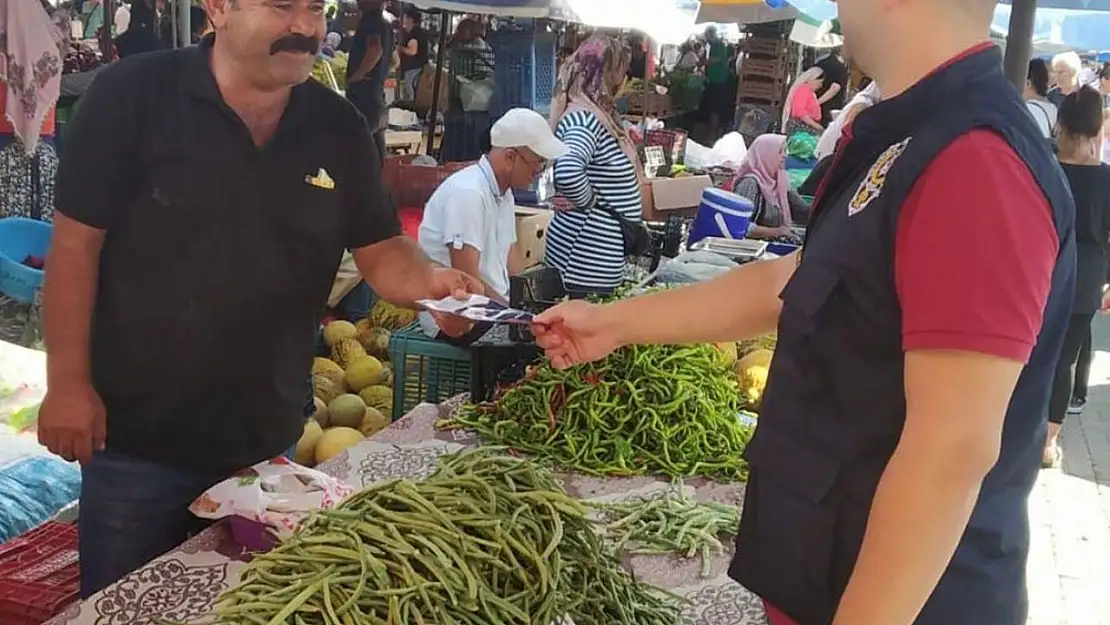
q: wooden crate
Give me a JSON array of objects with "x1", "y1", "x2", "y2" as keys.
[
  {"x1": 738, "y1": 80, "x2": 785, "y2": 103},
  {"x1": 627, "y1": 92, "x2": 675, "y2": 118},
  {"x1": 742, "y1": 37, "x2": 788, "y2": 57},
  {"x1": 741, "y1": 56, "x2": 789, "y2": 81}
]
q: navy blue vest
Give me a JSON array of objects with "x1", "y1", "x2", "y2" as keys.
[{"x1": 728, "y1": 47, "x2": 1076, "y2": 625}]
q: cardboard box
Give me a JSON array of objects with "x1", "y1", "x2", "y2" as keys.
[
  {"x1": 514, "y1": 207, "x2": 553, "y2": 269},
  {"x1": 651, "y1": 175, "x2": 713, "y2": 211}
]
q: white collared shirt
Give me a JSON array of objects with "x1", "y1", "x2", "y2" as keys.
[{"x1": 417, "y1": 156, "x2": 517, "y2": 336}]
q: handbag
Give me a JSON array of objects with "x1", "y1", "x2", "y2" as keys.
[{"x1": 596, "y1": 202, "x2": 653, "y2": 257}]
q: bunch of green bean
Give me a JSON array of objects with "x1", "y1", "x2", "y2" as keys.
[
  {"x1": 590, "y1": 493, "x2": 741, "y2": 578},
  {"x1": 207, "y1": 448, "x2": 682, "y2": 625},
  {"x1": 438, "y1": 343, "x2": 754, "y2": 481}
]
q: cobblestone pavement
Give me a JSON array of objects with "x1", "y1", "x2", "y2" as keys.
[{"x1": 1027, "y1": 316, "x2": 1110, "y2": 625}]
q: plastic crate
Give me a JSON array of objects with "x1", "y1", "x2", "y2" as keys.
[
  {"x1": 0, "y1": 521, "x2": 80, "y2": 625},
  {"x1": 393, "y1": 160, "x2": 474, "y2": 208},
  {"x1": 388, "y1": 323, "x2": 472, "y2": 419},
  {"x1": 488, "y1": 31, "x2": 558, "y2": 119},
  {"x1": 470, "y1": 343, "x2": 542, "y2": 403},
  {"x1": 644, "y1": 129, "x2": 688, "y2": 166}
]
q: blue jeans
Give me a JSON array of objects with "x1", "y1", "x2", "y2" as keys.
[
  {"x1": 78, "y1": 450, "x2": 227, "y2": 598},
  {"x1": 336, "y1": 282, "x2": 374, "y2": 322}
]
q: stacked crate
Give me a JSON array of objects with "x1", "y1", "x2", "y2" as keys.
[{"x1": 736, "y1": 23, "x2": 798, "y2": 139}]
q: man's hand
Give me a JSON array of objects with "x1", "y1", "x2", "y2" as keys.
[
  {"x1": 532, "y1": 300, "x2": 622, "y2": 369},
  {"x1": 427, "y1": 267, "x2": 484, "y2": 338},
  {"x1": 38, "y1": 382, "x2": 106, "y2": 464}
]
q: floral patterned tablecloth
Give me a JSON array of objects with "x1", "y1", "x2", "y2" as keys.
[{"x1": 47, "y1": 400, "x2": 768, "y2": 625}]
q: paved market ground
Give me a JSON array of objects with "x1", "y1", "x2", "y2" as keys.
[{"x1": 1028, "y1": 316, "x2": 1110, "y2": 625}]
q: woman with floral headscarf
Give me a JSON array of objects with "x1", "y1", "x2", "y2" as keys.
[{"x1": 544, "y1": 35, "x2": 645, "y2": 297}]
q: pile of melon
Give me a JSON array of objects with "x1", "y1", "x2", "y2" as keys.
[
  {"x1": 295, "y1": 301, "x2": 418, "y2": 467},
  {"x1": 733, "y1": 335, "x2": 777, "y2": 412}
]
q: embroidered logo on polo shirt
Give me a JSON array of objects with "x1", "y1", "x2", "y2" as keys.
[
  {"x1": 305, "y1": 168, "x2": 335, "y2": 190},
  {"x1": 849, "y1": 137, "x2": 912, "y2": 217}
]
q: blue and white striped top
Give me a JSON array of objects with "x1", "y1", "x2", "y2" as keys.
[{"x1": 544, "y1": 110, "x2": 643, "y2": 290}]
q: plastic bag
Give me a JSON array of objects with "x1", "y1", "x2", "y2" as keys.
[
  {"x1": 190, "y1": 456, "x2": 354, "y2": 538},
  {"x1": 707, "y1": 132, "x2": 749, "y2": 168},
  {"x1": 655, "y1": 251, "x2": 739, "y2": 285},
  {"x1": 0, "y1": 452, "x2": 81, "y2": 542},
  {"x1": 457, "y1": 76, "x2": 494, "y2": 112}
]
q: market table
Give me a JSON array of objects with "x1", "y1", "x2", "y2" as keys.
[{"x1": 46, "y1": 399, "x2": 770, "y2": 625}]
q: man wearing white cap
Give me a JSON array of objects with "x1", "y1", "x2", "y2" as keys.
[{"x1": 417, "y1": 108, "x2": 568, "y2": 343}]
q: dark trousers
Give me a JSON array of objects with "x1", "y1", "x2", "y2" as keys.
[
  {"x1": 346, "y1": 81, "x2": 386, "y2": 160},
  {"x1": 1073, "y1": 327, "x2": 1092, "y2": 401},
  {"x1": 79, "y1": 445, "x2": 300, "y2": 598},
  {"x1": 1050, "y1": 312, "x2": 1095, "y2": 425},
  {"x1": 78, "y1": 451, "x2": 224, "y2": 598}
]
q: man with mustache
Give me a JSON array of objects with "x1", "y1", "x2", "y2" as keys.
[{"x1": 44, "y1": 0, "x2": 481, "y2": 598}]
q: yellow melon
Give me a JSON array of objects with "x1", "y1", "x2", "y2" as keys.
[
  {"x1": 345, "y1": 356, "x2": 385, "y2": 392},
  {"x1": 331, "y1": 337, "x2": 367, "y2": 369},
  {"x1": 360, "y1": 406, "x2": 390, "y2": 437},
  {"x1": 314, "y1": 427, "x2": 364, "y2": 464},
  {"x1": 322, "y1": 320, "x2": 358, "y2": 348},
  {"x1": 295, "y1": 420, "x2": 324, "y2": 466}
]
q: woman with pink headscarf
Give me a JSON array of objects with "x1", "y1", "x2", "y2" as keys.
[{"x1": 731, "y1": 134, "x2": 810, "y2": 240}]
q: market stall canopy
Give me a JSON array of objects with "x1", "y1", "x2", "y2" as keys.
[
  {"x1": 407, "y1": 0, "x2": 703, "y2": 44},
  {"x1": 695, "y1": 0, "x2": 836, "y2": 26},
  {"x1": 700, "y1": 0, "x2": 1110, "y2": 53},
  {"x1": 992, "y1": 3, "x2": 1110, "y2": 52}
]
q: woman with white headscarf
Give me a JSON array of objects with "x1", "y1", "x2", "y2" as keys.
[
  {"x1": 815, "y1": 81, "x2": 881, "y2": 160},
  {"x1": 782, "y1": 66, "x2": 825, "y2": 137}
]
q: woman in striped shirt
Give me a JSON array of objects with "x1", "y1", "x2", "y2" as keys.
[{"x1": 545, "y1": 35, "x2": 645, "y2": 297}]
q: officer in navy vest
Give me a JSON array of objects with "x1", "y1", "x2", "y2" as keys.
[
  {"x1": 727, "y1": 45, "x2": 1075, "y2": 625},
  {"x1": 532, "y1": 3, "x2": 1076, "y2": 623}
]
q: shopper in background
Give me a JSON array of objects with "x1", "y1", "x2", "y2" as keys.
[
  {"x1": 1044, "y1": 86, "x2": 1110, "y2": 468},
  {"x1": 627, "y1": 32, "x2": 647, "y2": 80},
  {"x1": 676, "y1": 41, "x2": 699, "y2": 71},
  {"x1": 545, "y1": 35, "x2": 643, "y2": 298},
  {"x1": 80, "y1": 0, "x2": 104, "y2": 39},
  {"x1": 532, "y1": 0, "x2": 1075, "y2": 623},
  {"x1": 1098, "y1": 62, "x2": 1110, "y2": 108},
  {"x1": 44, "y1": 0, "x2": 480, "y2": 597},
  {"x1": 346, "y1": 0, "x2": 392, "y2": 156},
  {"x1": 418, "y1": 109, "x2": 567, "y2": 343},
  {"x1": 781, "y1": 66, "x2": 825, "y2": 137},
  {"x1": 700, "y1": 26, "x2": 731, "y2": 140},
  {"x1": 813, "y1": 50, "x2": 848, "y2": 126},
  {"x1": 1049, "y1": 51, "x2": 1082, "y2": 107},
  {"x1": 114, "y1": 0, "x2": 164, "y2": 59},
  {"x1": 730, "y1": 134, "x2": 809, "y2": 240},
  {"x1": 1026, "y1": 58, "x2": 1059, "y2": 140},
  {"x1": 397, "y1": 6, "x2": 427, "y2": 102},
  {"x1": 815, "y1": 80, "x2": 881, "y2": 160},
  {"x1": 113, "y1": 0, "x2": 130, "y2": 34}
]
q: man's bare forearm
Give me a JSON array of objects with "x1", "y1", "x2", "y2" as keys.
[
  {"x1": 43, "y1": 216, "x2": 105, "y2": 385},
  {"x1": 600, "y1": 251, "x2": 797, "y2": 346},
  {"x1": 353, "y1": 237, "x2": 436, "y2": 306}
]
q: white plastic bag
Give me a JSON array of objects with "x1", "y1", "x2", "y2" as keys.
[
  {"x1": 708, "y1": 132, "x2": 749, "y2": 168},
  {"x1": 190, "y1": 457, "x2": 354, "y2": 538}
]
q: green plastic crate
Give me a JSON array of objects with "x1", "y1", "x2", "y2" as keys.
[{"x1": 387, "y1": 323, "x2": 472, "y2": 420}]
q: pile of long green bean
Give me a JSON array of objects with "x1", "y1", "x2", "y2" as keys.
[
  {"x1": 209, "y1": 448, "x2": 682, "y2": 625},
  {"x1": 437, "y1": 343, "x2": 754, "y2": 481},
  {"x1": 591, "y1": 493, "x2": 741, "y2": 578}
]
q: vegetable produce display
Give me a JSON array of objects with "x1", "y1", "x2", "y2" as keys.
[
  {"x1": 311, "y1": 52, "x2": 349, "y2": 92},
  {"x1": 438, "y1": 342, "x2": 755, "y2": 481},
  {"x1": 208, "y1": 448, "x2": 683, "y2": 625},
  {"x1": 590, "y1": 493, "x2": 741, "y2": 578},
  {"x1": 297, "y1": 301, "x2": 417, "y2": 466}
]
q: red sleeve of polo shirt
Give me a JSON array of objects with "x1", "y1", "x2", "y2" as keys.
[{"x1": 896, "y1": 129, "x2": 1059, "y2": 362}]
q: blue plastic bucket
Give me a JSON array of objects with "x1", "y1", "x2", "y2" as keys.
[
  {"x1": 688, "y1": 188, "x2": 755, "y2": 247},
  {"x1": 0, "y1": 218, "x2": 52, "y2": 303}
]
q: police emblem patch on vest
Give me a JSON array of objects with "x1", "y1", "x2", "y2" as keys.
[{"x1": 848, "y1": 137, "x2": 913, "y2": 216}]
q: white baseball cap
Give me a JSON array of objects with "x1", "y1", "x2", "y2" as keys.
[{"x1": 490, "y1": 108, "x2": 569, "y2": 160}]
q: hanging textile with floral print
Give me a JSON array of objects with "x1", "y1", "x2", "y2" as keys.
[{"x1": 0, "y1": 0, "x2": 63, "y2": 154}]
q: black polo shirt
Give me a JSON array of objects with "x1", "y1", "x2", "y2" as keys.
[{"x1": 55, "y1": 37, "x2": 401, "y2": 474}]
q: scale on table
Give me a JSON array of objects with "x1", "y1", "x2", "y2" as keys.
[{"x1": 688, "y1": 237, "x2": 768, "y2": 263}]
